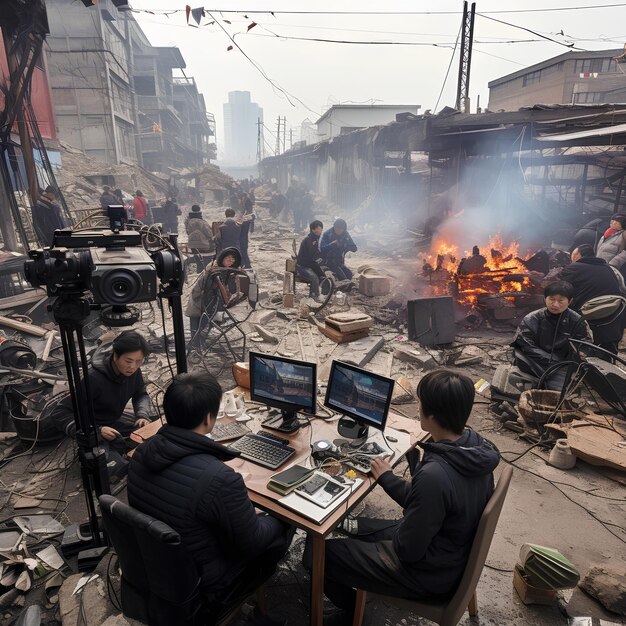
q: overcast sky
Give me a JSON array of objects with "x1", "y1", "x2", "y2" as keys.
[{"x1": 130, "y1": 0, "x2": 626, "y2": 160}]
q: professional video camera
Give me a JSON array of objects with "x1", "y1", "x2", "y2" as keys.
[{"x1": 23, "y1": 224, "x2": 187, "y2": 549}]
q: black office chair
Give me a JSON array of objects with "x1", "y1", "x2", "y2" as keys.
[{"x1": 99, "y1": 495, "x2": 207, "y2": 626}]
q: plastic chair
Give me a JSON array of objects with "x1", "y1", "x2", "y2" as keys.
[{"x1": 352, "y1": 465, "x2": 513, "y2": 626}]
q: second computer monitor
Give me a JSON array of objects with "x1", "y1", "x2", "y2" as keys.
[
  {"x1": 249, "y1": 352, "x2": 317, "y2": 432},
  {"x1": 324, "y1": 361, "x2": 394, "y2": 438}
]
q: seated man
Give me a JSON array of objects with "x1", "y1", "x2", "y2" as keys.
[
  {"x1": 128, "y1": 372, "x2": 293, "y2": 616},
  {"x1": 296, "y1": 220, "x2": 325, "y2": 301},
  {"x1": 320, "y1": 218, "x2": 358, "y2": 281},
  {"x1": 511, "y1": 281, "x2": 591, "y2": 390},
  {"x1": 320, "y1": 370, "x2": 500, "y2": 625},
  {"x1": 561, "y1": 244, "x2": 625, "y2": 356},
  {"x1": 185, "y1": 204, "x2": 214, "y2": 253},
  {"x1": 50, "y1": 331, "x2": 152, "y2": 452}
]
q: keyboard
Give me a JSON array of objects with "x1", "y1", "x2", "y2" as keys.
[
  {"x1": 210, "y1": 421, "x2": 252, "y2": 442},
  {"x1": 228, "y1": 433, "x2": 296, "y2": 470}
]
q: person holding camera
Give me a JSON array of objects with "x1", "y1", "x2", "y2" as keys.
[
  {"x1": 50, "y1": 331, "x2": 152, "y2": 452},
  {"x1": 320, "y1": 218, "x2": 358, "y2": 281}
]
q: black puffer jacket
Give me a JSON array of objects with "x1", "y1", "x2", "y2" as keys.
[
  {"x1": 560, "y1": 257, "x2": 622, "y2": 311},
  {"x1": 50, "y1": 346, "x2": 150, "y2": 436},
  {"x1": 511, "y1": 307, "x2": 591, "y2": 366},
  {"x1": 127, "y1": 424, "x2": 286, "y2": 597},
  {"x1": 378, "y1": 428, "x2": 500, "y2": 595}
]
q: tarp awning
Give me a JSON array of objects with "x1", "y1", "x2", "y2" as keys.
[{"x1": 537, "y1": 123, "x2": 626, "y2": 142}]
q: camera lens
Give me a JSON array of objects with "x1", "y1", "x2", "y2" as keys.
[{"x1": 100, "y1": 270, "x2": 141, "y2": 304}]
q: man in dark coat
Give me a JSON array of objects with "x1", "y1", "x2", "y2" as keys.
[
  {"x1": 218, "y1": 209, "x2": 242, "y2": 253},
  {"x1": 317, "y1": 370, "x2": 500, "y2": 625},
  {"x1": 561, "y1": 244, "x2": 625, "y2": 356},
  {"x1": 511, "y1": 282, "x2": 592, "y2": 390},
  {"x1": 50, "y1": 331, "x2": 152, "y2": 452},
  {"x1": 239, "y1": 192, "x2": 254, "y2": 268},
  {"x1": 31, "y1": 186, "x2": 68, "y2": 247},
  {"x1": 296, "y1": 220, "x2": 325, "y2": 300},
  {"x1": 99, "y1": 185, "x2": 119, "y2": 209},
  {"x1": 128, "y1": 371, "x2": 293, "y2": 615}
]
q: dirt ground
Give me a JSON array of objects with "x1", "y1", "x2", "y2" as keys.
[{"x1": 1, "y1": 200, "x2": 625, "y2": 626}]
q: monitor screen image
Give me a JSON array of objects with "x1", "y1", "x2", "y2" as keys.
[
  {"x1": 249, "y1": 352, "x2": 317, "y2": 415},
  {"x1": 324, "y1": 361, "x2": 394, "y2": 430}
]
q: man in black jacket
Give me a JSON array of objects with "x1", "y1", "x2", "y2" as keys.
[
  {"x1": 99, "y1": 185, "x2": 119, "y2": 210},
  {"x1": 128, "y1": 372, "x2": 293, "y2": 616},
  {"x1": 218, "y1": 209, "x2": 242, "y2": 253},
  {"x1": 320, "y1": 370, "x2": 500, "y2": 625},
  {"x1": 297, "y1": 220, "x2": 324, "y2": 300},
  {"x1": 561, "y1": 244, "x2": 625, "y2": 356},
  {"x1": 31, "y1": 186, "x2": 68, "y2": 247},
  {"x1": 51, "y1": 331, "x2": 152, "y2": 451},
  {"x1": 511, "y1": 281, "x2": 591, "y2": 390}
]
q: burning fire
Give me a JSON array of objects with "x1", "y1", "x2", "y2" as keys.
[{"x1": 421, "y1": 232, "x2": 533, "y2": 305}]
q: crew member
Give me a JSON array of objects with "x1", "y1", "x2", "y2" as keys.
[
  {"x1": 561, "y1": 244, "x2": 625, "y2": 356},
  {"x1": 31, "y1": 186, "x2": 68, "y2": 247},
  {"x1": 217, "y1": 208, "x2": 242, "y2": 253},
  {"x1": 133, "y1": 190, "x2": 148, "y2": 222},
  {"x1": 296, "y1": 220, "x2": 325, "y2": 301},
  {"x1": 99, "y1": 185, "x2": 118, "y2": 209},
  {"x1": 320, "y1": 218, "x2": 358, "y2": 281},
  {"x1": 51, "y1": 331, "x2": 152, "y2": 452},
  {"x1": 185, "y1": 205, "x2": 214, "y2": 253},
  {"x1": 511, "y1": 281, "x2": 591, "y2": 390},
  {"x1": 317, "y1": 370, "x2": 500, "y2": 625},
  {"x1": 128, "y1": 371, "x2": 293, "y2": 619},
  {"x1": 595, "y1": 213, "x2": 626, "y2": 279}
]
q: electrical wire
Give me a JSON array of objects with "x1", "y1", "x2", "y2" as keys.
[{"x1": 434, "y1": 22, "x2": 461, "y2": 114}]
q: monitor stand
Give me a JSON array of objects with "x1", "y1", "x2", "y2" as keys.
[
  {"x1": 262, "y1": 410, "x2": 301, "y2": 434},
  {"x1": 337, "y1": 416, "x2": 368, "y2": 443}
]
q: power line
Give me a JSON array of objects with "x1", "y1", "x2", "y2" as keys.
[
  {"x1": 477, "y1": 13, "x2": 589, "y2": 51},
  {"x1": 132, "y1": 3, "x2": 626, "y2": 16},
  {"x1": 435, "y1": 24, "x2": 461, "y2": 113}
]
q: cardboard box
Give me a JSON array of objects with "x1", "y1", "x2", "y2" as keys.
[
  {"x1": 359, "y1": 274, "x2": 392, "y2": 297},
  {"x1": 513, "y1": 565, "x2": 558, "y2": 606}
]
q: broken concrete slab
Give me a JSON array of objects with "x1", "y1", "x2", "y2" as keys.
[
  {"x1": 394, "y1": 345, "x2": 436, "y2": 370},
  {"x1": 253, "y1": 325, "x2": 279, "y2": 343},
  {"x1": 579, "y1": 565, "x2": 626, "y2": 616}
]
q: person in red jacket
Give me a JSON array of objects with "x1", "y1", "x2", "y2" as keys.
[{"x1": 133, "y1": 190, "x2": 148, "y2": 221}]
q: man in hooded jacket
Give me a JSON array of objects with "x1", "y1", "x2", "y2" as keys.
[
  {"x1": 320, "y1": 370, "x2": 500, "y2": 625},
  {"x1": 128, "y1": 371, "x2": 293, "y2": 616}
]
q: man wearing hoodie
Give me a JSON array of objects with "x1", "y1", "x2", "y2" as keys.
[
  {"x1": 128, "y1": 372, "x2": 293, "y2": 618},
  {"x1": 321, "y1": 370, "x2": 500, "y2": 625},
  {"x1": 50, "y1": 331, "x2": 151, "y2": 451}
]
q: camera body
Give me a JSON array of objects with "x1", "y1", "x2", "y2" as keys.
[{"x1": 88, "y1": 246, "x2": 156, "y2": 305}]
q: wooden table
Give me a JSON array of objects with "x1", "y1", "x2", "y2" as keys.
[{"x1": 131, "y1": 409, "x2": 426, "y2": 626}]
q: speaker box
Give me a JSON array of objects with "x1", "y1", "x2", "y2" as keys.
[{"x1": 407, "y1": 296, "x2": 456, "y2": 346}]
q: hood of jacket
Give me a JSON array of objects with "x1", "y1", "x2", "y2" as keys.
[
  {"x1": 90, "y1": 345, "x2": 121, "y2": 383},
  {"x1": 418, "y1": 428, "x2": 500, "y2": 477},
  {"x1": 139, "y1": 424, "x2": 239, "y2": 473}
]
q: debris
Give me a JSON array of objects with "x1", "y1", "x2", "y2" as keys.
[
  {"x1": 14, "y1": 571, "x2": 30, "y2": 592},
  {"x1": 358, "y1": 270, "x2": 392, "y2": 297},
  {"x1": 513, "y1": 565, "x2": 558, "y2": 606},
  {"x1": 0, "y1": 316, "x2": 47, "y2": 338},
  {"x1": 394, "y1": 345, "x2": 436, "y2": 370},
  {"x1": 253, "y1": 324, "x2": 279, "y2": 344},
  {"x1": 547, "y1": 420, "x2": 626, "y2": 472},
  {"x1": 579, "y1": 565, "x2": 626, "y2": 616},
  {"x1": 548, "y1": 439, "x2": 577, "y2": 470},
  {"x1": 391, "y1": 377, "x2": 414, "y2": 404},
  {"x1": 518, "y1": 390, "x2": 585, "y2": 433},
  {"x1": 454, "y1": 355, "x2": 483, "y2": 367},
  {"x1": 325, "y1": 312, "x2": 373, "y2": 334}
]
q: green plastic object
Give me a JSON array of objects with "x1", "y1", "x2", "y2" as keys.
[{"x1": 519, "y1": 543, "x2": 580, "y2": 590}]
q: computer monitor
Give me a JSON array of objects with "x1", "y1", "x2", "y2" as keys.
[
  {"x1": 249, "y1": 352, "x2": 317, "y2": 433},
  {"x1": 324, "y1": 361, "x2": 394, "y2": 441}
]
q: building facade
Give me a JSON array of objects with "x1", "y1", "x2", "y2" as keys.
[
  {"x1": 45, "y1": 0, "x2": 214, "y2": 172},
  {"x1": 488, "y1": 49, "x2": 626, "y2": 111},
  {"x1": 222, "y1": 91, "x2": 263, "y2": 166},
  {"x1": 315, "y1": 105, "x2": 421, "y2": 142}
]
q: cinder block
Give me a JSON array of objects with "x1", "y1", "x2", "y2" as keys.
[{"x1": 359, "y1": 274, "x2": 392, "y2": 297}]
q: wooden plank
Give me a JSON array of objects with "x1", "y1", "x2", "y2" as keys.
[
  {"x1": 0, "y1": 290, "x2": 47, "y2": 311},
  {"x1": 0, "y1": 315, "x2": 48, "y2": 337},
  {"x1": 318, "y1": 324, "x2": 370, "y2": 344}
]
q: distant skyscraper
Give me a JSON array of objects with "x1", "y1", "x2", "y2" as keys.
[{"x1": 223, "y1": 91, "x2": 263, "y2": 165}]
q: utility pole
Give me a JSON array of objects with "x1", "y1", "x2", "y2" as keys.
[
  {"x1": 455, "y1": 1, "x2": 476, "y2": 113},
  {"x1": 282, "y1": 117, "x2": 287, "y2": 153},
  {"x1": 256, "y1": 117, "x2": 264, "y2": 163},
  {"x1": 275, "y1": 116, "x2": 281, "y2": 155},
  {"x1": 289, "y1": 127, "x2": 293, "y2": 150}
]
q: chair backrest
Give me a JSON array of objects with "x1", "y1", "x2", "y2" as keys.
[
  {"x1": 441, "y1": 465, "x2": 513, "y2": 625},
  {"x1": 99, "y1": 495, "x2": 204, "y2": 625}
]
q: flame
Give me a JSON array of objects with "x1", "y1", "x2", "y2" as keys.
[{"x1": 420, "y1": 232, "x2": 533, "y2": 306}]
